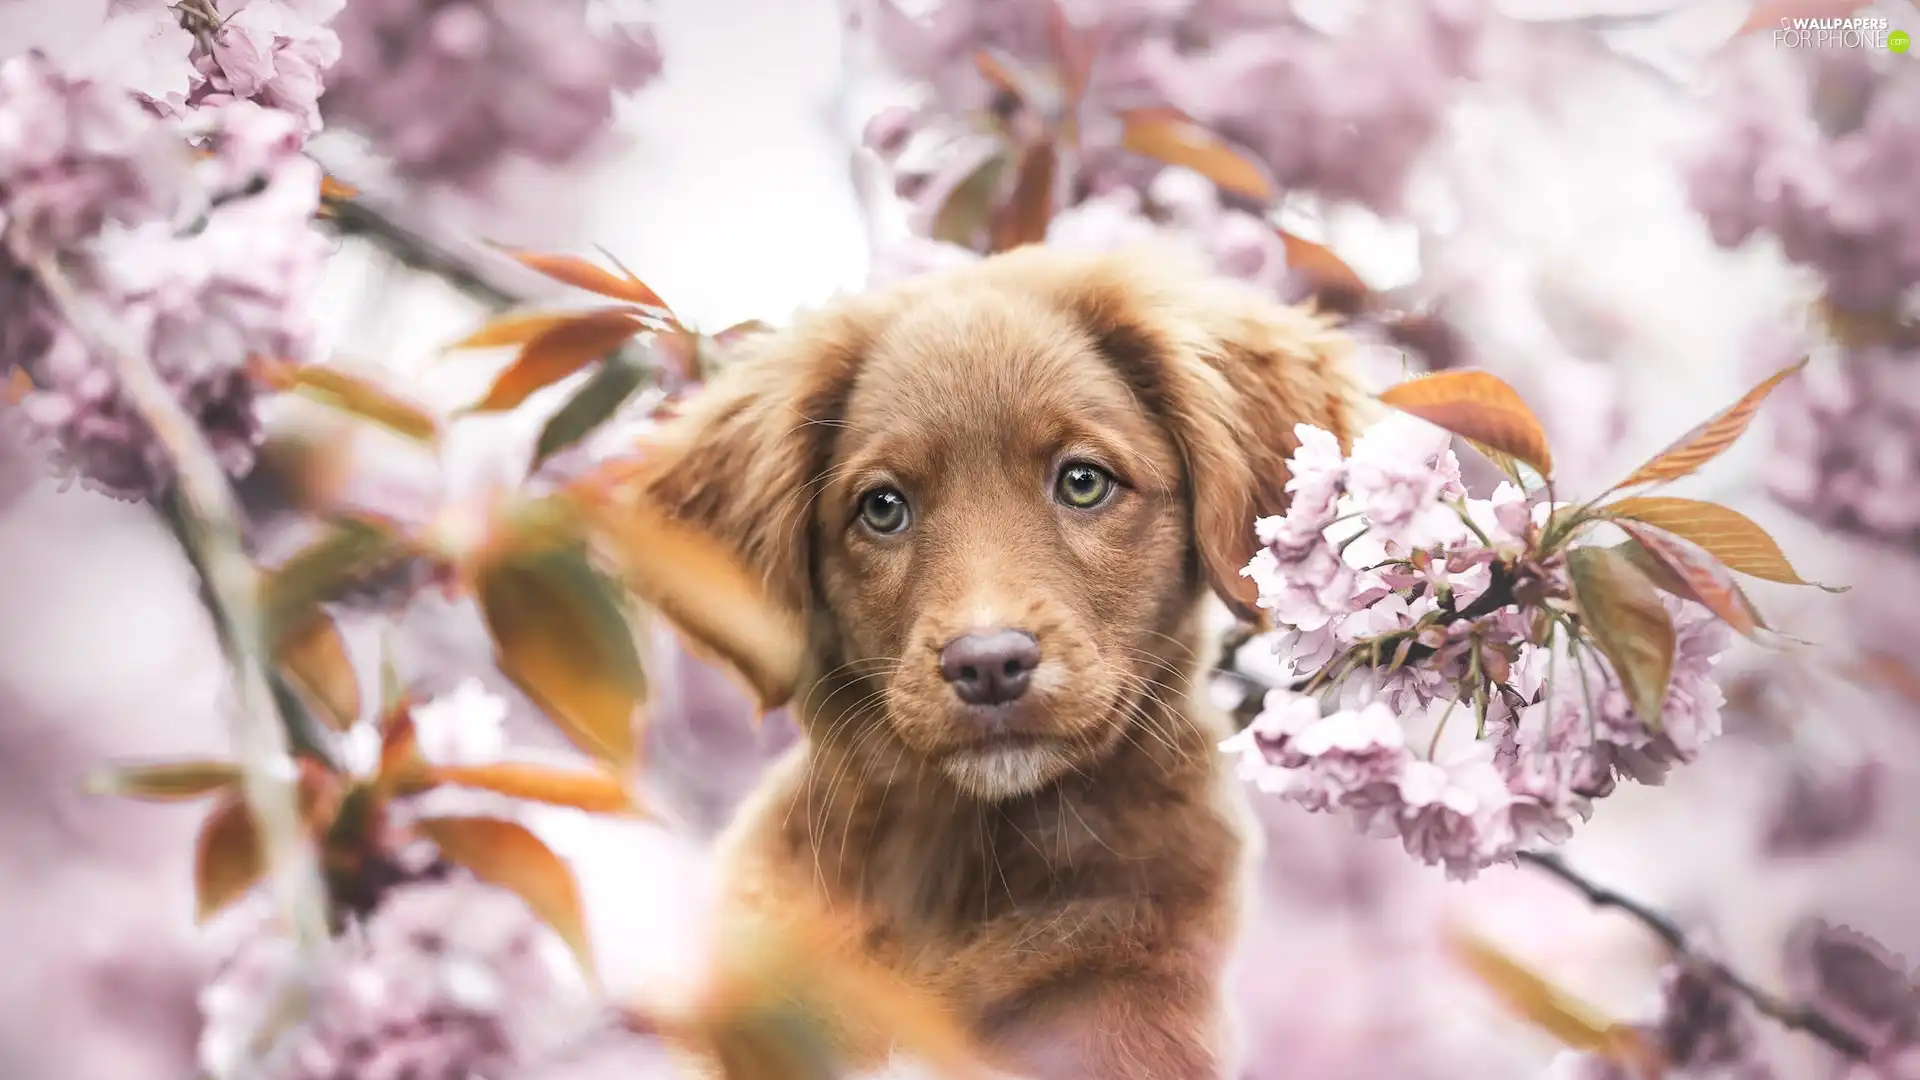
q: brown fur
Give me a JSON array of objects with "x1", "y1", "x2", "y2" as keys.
[{"x1": 632, "y1": 246, "x2": 1368, "y2": 1079}]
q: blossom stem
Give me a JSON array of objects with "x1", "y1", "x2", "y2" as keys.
[
  {"x1": 1448, "y1": 498, "x2": 1493, "y2": 547},
  {"x1": 1514, "y1": 850, "x2": 1870, "y2": 1059},
  {"x1": 25, "y1": 253, "x2": 332, "y2": 951}
]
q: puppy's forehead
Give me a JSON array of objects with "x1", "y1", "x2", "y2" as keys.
[{"x1": 846, "y1": 288, "x2": 1147, "y2": 436}]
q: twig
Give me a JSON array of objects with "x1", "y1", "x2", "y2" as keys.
[
  {"x1": 1515, "y1": 850, "x2": 1870, "y2": 1059},
  {"x1": 320, "y1": 193, "x2": 521, "y2": 312},
  {"x1": 25, "y1": 252, "x2": 332, "y2": 951}
]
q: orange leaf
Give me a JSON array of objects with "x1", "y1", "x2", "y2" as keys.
[
  {"x1": 447, "y1": 308, "x2": 643, "y2": 351},
  {"x1": 1848, "y1": 650, "x2": 1920, "y2": 707},
  {"x1": 85, "y1": 760, "x2": 241, "y2": 800},
  {"x1": 676, "y1": 907, "x2": 991, "y2": 1080},
  {"x1": 972, "y1": 49, "x2": 1028, "y2": 106},
  {"x1": 469, "y1": 310, "x2": 648, "y2": 413},
  {"x1": 425, "y1": 762, "x2": 642, "y2": 816},
  {"x1": 195, "y1": 797, "x2": 265, "y2": 922},
  {"x1": 1047, "y1": 0, "x2": 1094, "y2": 109},
  {"x1": 1447, "y1": 924, "x2": 1659, "y2": 1071},
  {"x1": 1377, "y1": 370, "x2": 1555, "y2": 479},
  {"x1": 988, "y1": 141, "x2": 1058, "y2": 253},
  {"x1": 1604, "y1": 496, "x2": 1840, "y2": 590},
  {"x1": 414, "y1": 815, "x2": 594, "y2": 976},
  {"x1": 1612, "y1": 529, "x2": 1770, "y2": 641},
  {"x1": 494, "y1": 247, "x2": 671, "y2": 311},
  {"x1": 4, "y1": 368, "x2": 32, "y2": 405},
  {"x1": 1120, "y1": 109, "x2": 1277, "y2": 203},
  {"x1": 476, "y1": 545, "x2": 644, "y2": 768},
  {"x1": 376, "y1": 706, "x2": 422, "y2": 795},
  {"x1": 1567, "y1": 545, "x2": 1676, "y2": 729},
  {"x1": 570, "y1": 482, "x2": 804, "y2": 713},
  {"x1": 252, "y1": 358, "x2": 441, "y2": 443},
  {"x1": 1277, "y1": 230, "x2": 1373, "y2": 314},
  {"x1": 275, "y1": 613, "x2": 361, "y2": 731},
  {"x1": 1608, "y1": 359, "x2": 1806, "y2": 492}
]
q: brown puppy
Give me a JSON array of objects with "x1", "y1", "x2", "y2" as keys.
[{"x1": 632, "y1": 245, "x2": 1367, "y2": 1079}]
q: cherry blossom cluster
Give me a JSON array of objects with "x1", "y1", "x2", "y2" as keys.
[
  {"x1": 198, "y1": 879, "x2": 590, "y2": 1080},
  {"x1": 853, "y1": 0, "x2": 1494, "y2": 294},
  {"x1": 322, "y1": 0, "x2": 663, "y2": 192},
  {"x1": 1762, "y1": 340, "x2": 1920, "y2": 550},
  {"x1": 1686, "y1": 36, "x2": 1920, "y2": 317},
  {"x1": 1220, "y1": 413, "x2": 1730, "y2": 880},
  {"x1": 1, "y1": 52, "x2": 326, "y2": 500}
]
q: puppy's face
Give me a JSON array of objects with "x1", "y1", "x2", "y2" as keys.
[
  {"x1": 816, "y1": 296, "x2": 1194, "y2": 798},
  {"x1": 632, "y1": 247, "x2": 1362, "y2": 802}
]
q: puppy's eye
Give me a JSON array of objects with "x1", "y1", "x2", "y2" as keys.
[
  {"x1": 1055, "y1": 463, "x2": 1115, "y2": 509},
  {"x1": 857, "y1": 487, "x2": 911, "y2": 534}
]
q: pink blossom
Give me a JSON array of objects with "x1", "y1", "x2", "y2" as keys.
[
  {"x1": 1690, "y1": 41, "x2": 1920, "y2": 313},
  {"x1": 322, "y1": 0, "x2": 662, "y2": 192},
  {"x1": 1282, "y1": 422, "x2": 1347, "y2": 524},
  {"x1": 1342, "y1": 411, "x2": 1470, "y2": 550},
  {"x1": 0, "y1": 51, "x2": 193, "y2": 256},
  {"x1": 4, "y1": 67, "x2": 326, "y2": 500},
  {"x1": 177, "y1": 2, "x2": 342, "y2": 135},
  {"x1": 1244, "y1": 539, "x2": 1355, "y2": 633},
  {"x1": 198, "y1": 881, "x2": 592, "y2": 1080},
  {"x1": 1392, "y1": 748, "x2": 1517, "y2": 880}
]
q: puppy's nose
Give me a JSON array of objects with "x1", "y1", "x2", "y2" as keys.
[{"x1": 938, "y1": 629, "x2": 1040, "y2": 706}]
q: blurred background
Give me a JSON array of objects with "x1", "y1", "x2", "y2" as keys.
[{"x1": 1, "y1": 0, "x2": 1917, "y2": 1077}]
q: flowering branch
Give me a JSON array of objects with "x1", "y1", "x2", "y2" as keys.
[
  {"x1": 22, "y1": 250, "x2": 332, "y2": 952},
  {"x1": 1516, "y1": 849, "x2": 1870, "y2": 1059},
  {"x1": 319, "y1": 190, "x2": 520, "y2": 312}
]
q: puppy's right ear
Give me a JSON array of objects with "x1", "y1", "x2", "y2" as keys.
[{"x1": 606, "y1": 308, "x2": 872, "y2": 707}]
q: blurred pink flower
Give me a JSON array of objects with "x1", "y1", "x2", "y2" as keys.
[
  {"x1": 14, "y1": 99, "x2": 326, "y2": 501},
  {"x1": 1766, "y1": 343, "x2": 1920, "y2": 548},
  {"x1": 0, "y1": 51, "x2": 193, "y2": 257},
  {"x1": 199, "y1": 879, "x2": 592, "y2": 1080},
  {"x1": 1784, "y1": 920, "x2": 1920, "y2": 1074},
  {"x1": 321, "y1": 0, "x2": 662, "y2": 192},
  {"x1": 1689, "y1": 41, "x2": 1920, "y2": 315}
]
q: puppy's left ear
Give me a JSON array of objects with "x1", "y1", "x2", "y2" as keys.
[{"x1": 1048, "y1": 249, "x2": 1378, "y2": 626}]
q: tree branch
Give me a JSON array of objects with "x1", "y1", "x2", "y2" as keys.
[
  {"x1": 25, "y1": 252, "x2": 332, "y2": 952},
  {"x1": 320, "y1": 192, "x2": 521, "y2": 312},
  {"x1": 1515, "y1": 850, "x2": 1870, "y2": 1059}
]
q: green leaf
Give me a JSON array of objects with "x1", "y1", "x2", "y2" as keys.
[
  {"x1": 930, "y1": 152, "x2": 1010, "y2": 249},
  {"x1": 1566, "y1": 545, "x2": 1676, "y2": 730},
  {"x1": 85, "y1": 761, "x2": 241, "y2": 800},
  {"x1": 259, "y1": 519, "x2": 406, "y2": 646},
  {"x1": 531, "y1": 346, "x2": 652, "y2": 467},
  {"x1": 475, "y1": 544, "x2": 645, "y2": 768}
]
